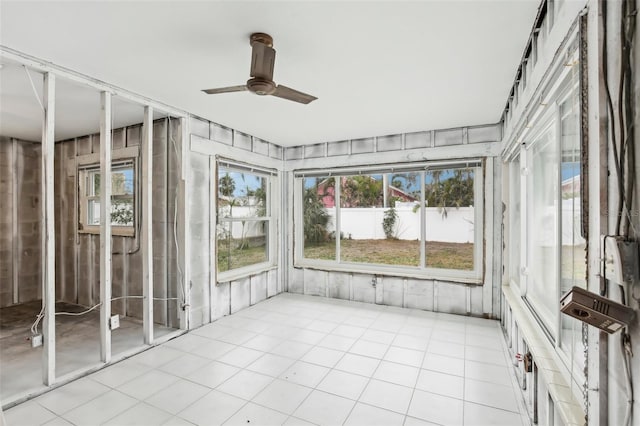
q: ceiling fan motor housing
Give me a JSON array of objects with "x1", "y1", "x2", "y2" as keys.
[{"x1": 247, "y1": 78, "x2": 276, "y2": 96}]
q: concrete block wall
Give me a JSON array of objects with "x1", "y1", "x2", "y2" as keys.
[
  {"x1": 0, "y1": 137, "x2": 42, "y2": 307},
  {"x1": 187, "y1": 117, "x2": 284, "y2": 328},
  {"x1": 284, "y1": 124, "x2": 503, "y2": 319},
  {"x1": 53, "y1": 118, "x2": 180, "y2": 327}
]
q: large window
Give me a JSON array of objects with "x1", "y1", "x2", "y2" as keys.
[
  {"x1": 78, "y1": 160, "x2": 136, "y2": 236},
  {"x1": 296, "y1": 162, "x2": 483, "y2": 281},
  {"x1": 511, "y1": 52, "x2": 585, "y2": 382},
  {"x1": 216, "y1": 161, "x2": 274, "y2": 278}
]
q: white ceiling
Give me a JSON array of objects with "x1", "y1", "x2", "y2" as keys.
[{"x1": 0, "y1": 1, "x2": 540, "y2": 146}]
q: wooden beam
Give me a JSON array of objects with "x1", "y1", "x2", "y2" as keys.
[
  {"x1": 42, "y1": 72, "x2": 56, "y2": 386},
  {"x1": 142, "y1": 106, "x2": 154, "y2": 343},
  {"x1": 99, "y1": 91, "x2": 112, "y2": 363}
]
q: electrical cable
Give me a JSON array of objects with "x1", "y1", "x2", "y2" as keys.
[{"x1": 23, "y1": 66, "x2": 44, "y2": 111}]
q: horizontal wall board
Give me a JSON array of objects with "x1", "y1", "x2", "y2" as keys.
[
  {"x1": 405, "y1": 132, "x2": 431, "y2": 149},
  {"x1": 377, "y1": 135, "x2": 402, "y2": 152},
  {"x1": 304, "y1": 143, "x2": 326, "y2": 159},
  {"x1": 327, "y1": 141, "x2": 350, "y2": 157},
  {"x1": 211, "y1": 123, "x2": 233, "y2": 145},
  {"x1": 468, "y1": 125, "x2": 501, "y2": 144},
  {"x1": 189, "y1": 117, "x2": 209, "y2": 139},
  {"x1": 434, "y1": 128, "x2": 464, "y2": 146},
  {"x1": 253, "y1": 138, "x2": 270, "y2": 156},
  {"x1": 351, "y1": 138, "x2": 375, "y2": 154}
]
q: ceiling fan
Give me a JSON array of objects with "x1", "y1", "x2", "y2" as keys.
[{"x1": 202, "y1": 33, "x2": 317, "y2": 105}]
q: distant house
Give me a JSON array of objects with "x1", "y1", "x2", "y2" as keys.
[
  {"x1": 315, "y1": 176, "x2": 417, "y2": 208},
  {"x1": 561, "y1": 174, "x2": 580, "y2": 198}
]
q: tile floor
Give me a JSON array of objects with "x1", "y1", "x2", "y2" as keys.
[{"x1": 4, "y1": 293, "x2": 528, "y2": 426}]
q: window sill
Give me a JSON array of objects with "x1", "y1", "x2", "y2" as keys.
[
  {"x1": 502, "y1": 284, "x2": 585, "y2": 425},
  {"x1": 78, "y1": 226, "x2": 135, "y2": 237},
  {"x1": 216, "y1": 263, "x2": 277, "y2": 284},
  {"x1": 295, "y1": 260, "x2": 483, "y2": 284}
]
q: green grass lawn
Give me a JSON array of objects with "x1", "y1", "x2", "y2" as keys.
[
  {"x1": 217, "y1": 236, "x2": 267, "y2": 272},
  {"x1": 304, "y1": 239, "x2": 474, "y2": 270}
]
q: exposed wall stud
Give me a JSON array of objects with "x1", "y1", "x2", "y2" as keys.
[
  {"x1": 42, "y1": 72, "x2": 56, "y2": 385},
  {"x1": 99, "y1": 91, "x2": 112, "y2": 363},
  {"x1": 142, "y1": 106, "x2": 154, "y2": 344}
]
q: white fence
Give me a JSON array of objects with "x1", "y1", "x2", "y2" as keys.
[{"x1": 326, "y1": 206, "x2": 475, "y2": 243}]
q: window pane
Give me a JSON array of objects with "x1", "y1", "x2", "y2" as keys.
[
  {"x1": 559, "y1": 90, "x2": 586, "y2": 373},
  {"x1": 509, "y1": 159, "x2": 521, "y2": 285},
  {"x1": 90, "y1": 164, "x2": 134, "y2": 196},
  {"x1": 302, "y1": 177, "x2": 336, "y2": 260},
  {"x1": 340, "y1": 173, "x2": 420, "y2": 266},
  {"x1": 218, "y1": 167, "x2": 267, "y2": 219},
  {"x1": 527, "y1": 124, "x2": 559, "y2": 332},
  {"x1": 88, "y1": 198, "x2": 134, "y2": 226},
  {"x1": 424, "y1": 168, "x2": 475, "y2": 270},
  {"x1": 217, "y1": 220, "x2": 268, "y2": 272}
]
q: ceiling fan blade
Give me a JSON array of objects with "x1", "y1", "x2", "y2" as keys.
[
  {"x1": 202, "y1": 85, "x2": 248, "y2": 95},
  {"x1": 272, "y1": 85, "x2": 317, "y2": 104},
  {"x1": 250, "y1": 42, "x2": 276, "y2": 80}
]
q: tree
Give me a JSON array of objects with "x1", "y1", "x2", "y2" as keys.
[
  {"x1": 425, "y1": 168, "x2": 474, "y2": 216},
  {"x1": 304, "y1": 180, "x2": 331, "y2": 244},
  {"x1": 341, "y1": 175, "x2": 383, "y2": 207},
  {"x1": 219, "y1": 173, "x2": 235, "y2": 197}
]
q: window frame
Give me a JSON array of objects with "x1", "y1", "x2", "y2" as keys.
[
  {"x1": 77, "y1": 148, "x2": 139, "y2": 237},
  {"x1": 214, "y1": 158, "x2": 278, "y2": 282},
  {"x1": 294, "y1": 159, "x2": 485, "y2": 283}
]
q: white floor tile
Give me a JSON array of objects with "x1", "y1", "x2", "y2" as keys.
[
  {"x1": 384, "y1": 346, "x2": 424, "y2": 368},
  {"x1": 177, "y1": 389, "x2": 245, "y2": 425},
  {"x1": 270, "y1": 340, "x2": 313, "y2": 359},
  {"x1": 465, "y1": 333, "x2": 504, "y2": 349},
  {"x1": 280, "y1": 361, "x2": 330, "y2": 388},
  {"x1": 165, "y1": 334, "x2": 214, "y2": 353},
  {"x1": 359, "y1": 379, "x2": 413, "y2": 414},
  {"x1": 360, "y1": 329, "x2": 397, "y2": 345},
  {"x1": 63, "y1": 390, "x2": 138, "y2": 425},
  {"x1": 184, "y1": 360, "x2": 240, "y2": 389},
  {"x1": 217, "y1": 369, "x2": 274, "y2": 400},
  {"x1": 408, "y1": 389, "x2": 464, "y2": 426},
  {"x1": 35, "y1": 377, "x2": 110, "y2": 415},
  {"x1": 145, "y1": 379, "x2": 210, "y2": 415},
  {"x1": 216, "y1": 346, "x2": 265, "y2": 368},
  {"x1": 90, "y1": 360, "x2": 152, "y2": 388},
  {"x1": 349, "y1": 339, "x2": 389, "y2": 359},
  {"x1": 158, "y1": 353, "x2": 212, "y2": 378},
  {"x1": 301, "y1": 346, "x2": 344, "y2": 368},
  {"x1": 318, "y1": 334, "x2": 357, "y2": 351},
  {"x1": 335, "y1": 353, "x2": 380, "y2": 377},
  {"x1": 118, "y1": 369, "x2": 180, "y2": 400},
  {"x1": 464, "y1": 378, "x2": 520, "y2": 412},
  {"x1": 189, "y1": 339, "x2": 236, "y2": 360},
  {"x1": 223, "y1": 402, "x2": 288, "y2": 426},
  {"x1": 344, "y1": 403, "x2": 405, "y2": 426},
  {"x1": 373, "y1": 360, "x2": 419, "y2": 387},
  {"x1": 333, "y1": 324, "x2": 366, "y2": 339},
  {"x1": 293, "y1": 390, "x2": 355, "y2": 425},
  {"x1": 190, "y1": 324, "x2": 236, "y2": 340},
  {"x1": 132, "y1": 346, "x2": 184, "y2": 368},
  {"x1": 415, "y1": 369, "x2": 464, "y2": 399},
  {"x1": 306, "y1": 319, "x2": 339, "y2": 333},
  {"x1": 215, "y1": 329, "x2": 258, "y2": 346},
  {"x1": 42, "y1": 417, "x2": 75, "y2": 426},
  {"x1": 104, "y1": 402, "x2": 173, "y2": 426},
  {"x1": 317, "y1": 369, "x2": 369, "y2": 400},
  {"x1": 422, "y1": 353, "x2": 465, "y2": 377},
  {"x1": 431, "y1": 330, "x2": 466, "y2": 345},
  {"x1": 282, "y1": 416, "x2": 317, "y2": 426},
  {"x1": 464, "y1": 346, "x2": 507, "y2": 366},
  {"x1": 464, "y1": 360, "x2": 512, "y2": 386},
  {"x1": 463, "y1": 401, "x2": 526, "y2": 426},
  {"x1": 370, "y1": 319, "x2": 404, "y2": 333},
  {"x1": 5, "y1": 401, "x2": 57, "y2": 425},
  {"x1": 247, "y1": 353, "x2": 296, "y2": 377},
  {"x1": 252, "y1": 379, "x2": 313, "y2": 415},
  {"x1": 242, "y1": 334, "x2": 283, "y2": 352},
  {"x1": 398, "y1": 324, "x2": 431, "y2": 338},
  {"x1": 404, "y1": 416, "x2": 441, "y2": 426},
  {"x1": 392, "y1": 334, "x2": 429, "y2": 351},
  {"x1": 289, "y1": 329, "x2": 326, "y2": 345},
  {"x1": 162, "y1": 416, "x2": 195, "y2": 426},
  {"x1": 427, "y1": 340, "x2": 465, "y2": 359}
]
